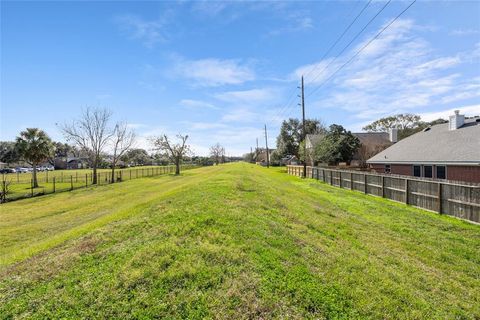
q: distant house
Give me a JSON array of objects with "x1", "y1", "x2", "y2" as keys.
[
  {"x1": 281, "y1": 155, "x2": 298, "y2": 166},
  {"x1": 367, "y1": 110, "x2": 480, "y2": 183},
  {"x1": 254, "y1": 148, "x2": 275, "y2": 164},
  {"x1": 305, "y1": 131, "x2": 395, "y2": 166},
  {"x1": 351, "y1": 131, "x2": 395, "y2": 167},
  {"x1": 66, "y1": 157, "x2": 89, "y2": 169}
]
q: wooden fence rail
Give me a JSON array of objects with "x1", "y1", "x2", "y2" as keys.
[{"x1": 287, "y1": 165, "x2": 480, "y2": 223}]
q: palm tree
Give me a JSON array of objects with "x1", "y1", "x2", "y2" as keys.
[{"x1": 15, "y1": 128, "x2": 54, "y2": 188}]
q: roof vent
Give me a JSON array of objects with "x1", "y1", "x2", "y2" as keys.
[{"x1": 449, "y1": 110, "x2": 465, "y2": 130}]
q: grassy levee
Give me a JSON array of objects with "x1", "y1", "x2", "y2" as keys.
[{"x1": 0, "y1": 163, "x2": 479, "y2": 319}]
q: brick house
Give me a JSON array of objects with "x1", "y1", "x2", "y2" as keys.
[{"x1": 367, "y1": 111, "x2": 480, "y2": 183}]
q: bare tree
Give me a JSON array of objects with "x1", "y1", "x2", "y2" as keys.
[
  {"x1": 151, "y1": 134, "x2": 190, "y2": 175},
  {"x1": 209, "y1": 143, "x2": 225, "y2": 165},
  {"x1": 61, "y1": 107, "x2": 113, "y2": 184},
  {"x1": 110, "y1": 122, "x2": 136, "y2": 183},
  {"x1": 357, "y1": 143, "x2": 390, "y2": 168}
]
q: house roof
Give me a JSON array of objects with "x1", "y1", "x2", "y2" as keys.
[
  {"x1": 367, "y1": 117, "x2": 480, "y2": 165},
  {"x1": 353, "y1": 132, "x2": 390, "y2": 146}
]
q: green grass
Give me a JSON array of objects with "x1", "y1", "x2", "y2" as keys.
[
  {"x1": 2, "y1": 165, "x2": 175, "y2": 184},
  {"x1": 3, "y1": 165, "x2": 195, "y2": 201},
  {"x1": 1, "y1": 163, "x2": 479, "y2": 319}
]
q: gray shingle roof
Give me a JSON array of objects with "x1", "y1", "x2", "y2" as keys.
[
  {"x1": 353, "y1": 132, "x2": 390, "y2": 146},
  {"x1": 367, "y1": 118, "x2": 480, "y2": 164}
]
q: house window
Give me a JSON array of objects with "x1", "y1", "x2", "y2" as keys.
[
  {"x1": 413, "y1": 165, "x2": 421, "y2": 177},
  {"x1": 385, "y1": 164, "x2": 391, "y2": 173},
  {"x1": 436, "y1": 166, "x2": 446, "y2": 179},
  {"x1": 424, "y1": 165, "x2": 433, "y2": 178}
]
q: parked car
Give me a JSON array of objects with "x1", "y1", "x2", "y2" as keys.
[
  {"x1": 15, "y1": 167, "x2": 29, "y2": 173},
  {"x1": 0, "y1": 168, "x2": 16, "y2": 174},
  {"x1": 46, "y1": 166, "x2": 55, "y2": 171}
]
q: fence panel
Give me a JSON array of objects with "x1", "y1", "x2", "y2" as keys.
[
  {"x1": 383, "y1": 176, "x2": 406, "y2": 203},
  {"x1": 286, "y1": 165, "x2": 480, "y2": 223}
]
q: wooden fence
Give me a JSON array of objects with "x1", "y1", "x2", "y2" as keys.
[{"x1": 287, "y1": 165, "x2": 480, "y2": 223}]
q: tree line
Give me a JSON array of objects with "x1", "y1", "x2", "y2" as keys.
[
  {"x1": 1, "y1": 107, "x2": 230, "y2": 188},
  {"x1": 247, "y1": 113, "x2": 447, "y2": 166}
]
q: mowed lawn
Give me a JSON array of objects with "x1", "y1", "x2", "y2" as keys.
[{"x1": 0, "y1": 163, "x2": 479, "y2": 319}]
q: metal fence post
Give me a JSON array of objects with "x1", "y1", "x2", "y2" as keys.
[
  {"x1": 70, "y1": 176, "x2": 73, "y2": 190},
  {"x1": 46, "y1": 170, "x2": 49, "y2": 183},
  {"x1": 53, "y1": 177, "x2": 56, "y2": 193},
  {"x1": 85, "y1": 174, "x2": 88, "y2": 188}
]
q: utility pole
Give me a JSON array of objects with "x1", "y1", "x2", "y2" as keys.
[
  {"x1": 264, "y1": 124, "x2": 270, "y2": 168},
  {"x1": 301, "y1": 75, "x2": 306, "y2": 178}
]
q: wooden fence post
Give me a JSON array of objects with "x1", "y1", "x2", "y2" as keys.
[
  {"x1": 17, "y1": 172, "x2": 19, "y2": 183},
  {"x1": 339, "y1": 172, "x2": 342, "y2": 188},
  {"x1": 350, "y1": 172, "x2": 353, "y2": 190},
  {"x1": 330, "y1": 170, "x2": 333, "y2": 185},
  {"x1": 437, "y1": 183, "x2": 442, "y2": 213},
  {"x1": 85, "y1": 174, "x2": 88, "y2": 188},
  {"x1": 53, "y1": 177, "x2": 56, "y2": 193},
  {"x1": 46, "y1": 170, "x2": 49, "y2": 183},
  {"x1": 364, "y1": 174, "x2": 367, "y2": 194},
  {"x1": 31, "y1": 179, "x2": 33, "y2": 197},
  {"x1": 70, "y1": 176, "x2": 73, "y2": 190},
  {"x1": 405, "y1": 179, "x2": 409, "y2": 204},
  {"x1": 381, "y1": 176, "x2": 385, "y2": 198}
]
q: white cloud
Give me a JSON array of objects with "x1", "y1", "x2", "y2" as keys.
[
  {"x1": 179, "y1": 99, "x2": 219, "y2": 110},
  {"x1": 449, "y1": 29, "x2": 480, "y2": 36},
  {"x1": 183, "y1": 121, "x2": 227, "y2": 130},
  {"x1": 115, "y1": 14, "x2": 168, "y2": 48},
  {"x1": 419, "y1": 105, "x2": 480, "y2": 122},
  {"x1": 174, "y1": 58, "x2": 255, "y2": 87},
  {"x1": 221, "y1": 108, "x2": 258, "y2": 123},
  {"x1": 267, "y1": 11, "x2": 314, "y2": 36},
  {"x1": 191, "y1": 1, "x2": 228, "y2": 16},
  {"x1": 297, "y1": 19, "x2": 480, "y2": 122},
  {"x1": 214, "y1": 88, "x2": 276, "y2": 105}
]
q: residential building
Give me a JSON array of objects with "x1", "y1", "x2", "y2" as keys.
[{"x1": 367, "y1": 111, "x2": 480, "y2": 183}]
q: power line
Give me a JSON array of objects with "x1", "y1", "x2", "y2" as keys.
[
  {"x1": 267, "y1": 1, "x2": 373, "y2": 126},
  {"x1": 303, "y1": 0, "x2": 373, "y2": 80},
  {"x1": 305, "y1": 0, "x2": 391, "y2": 88},
  {"x1": 307, "y1": 0, "x2": 417, "y2": 99}
]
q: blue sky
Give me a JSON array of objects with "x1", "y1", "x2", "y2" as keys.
[{"x1": 1, "y1": 1, "x2": 479, "y2": 156}]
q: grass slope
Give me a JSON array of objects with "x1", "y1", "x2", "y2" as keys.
[{"x1": 0, "y1": 163, "x2": 479, "y2": 319}]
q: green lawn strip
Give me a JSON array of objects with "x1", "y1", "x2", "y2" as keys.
[
  {"x1": 0, "y1": 167, "x2": 216, "y2": 267},
  {"x1": 0, "y1": 163, "x2": 478, "y2": 319}
]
